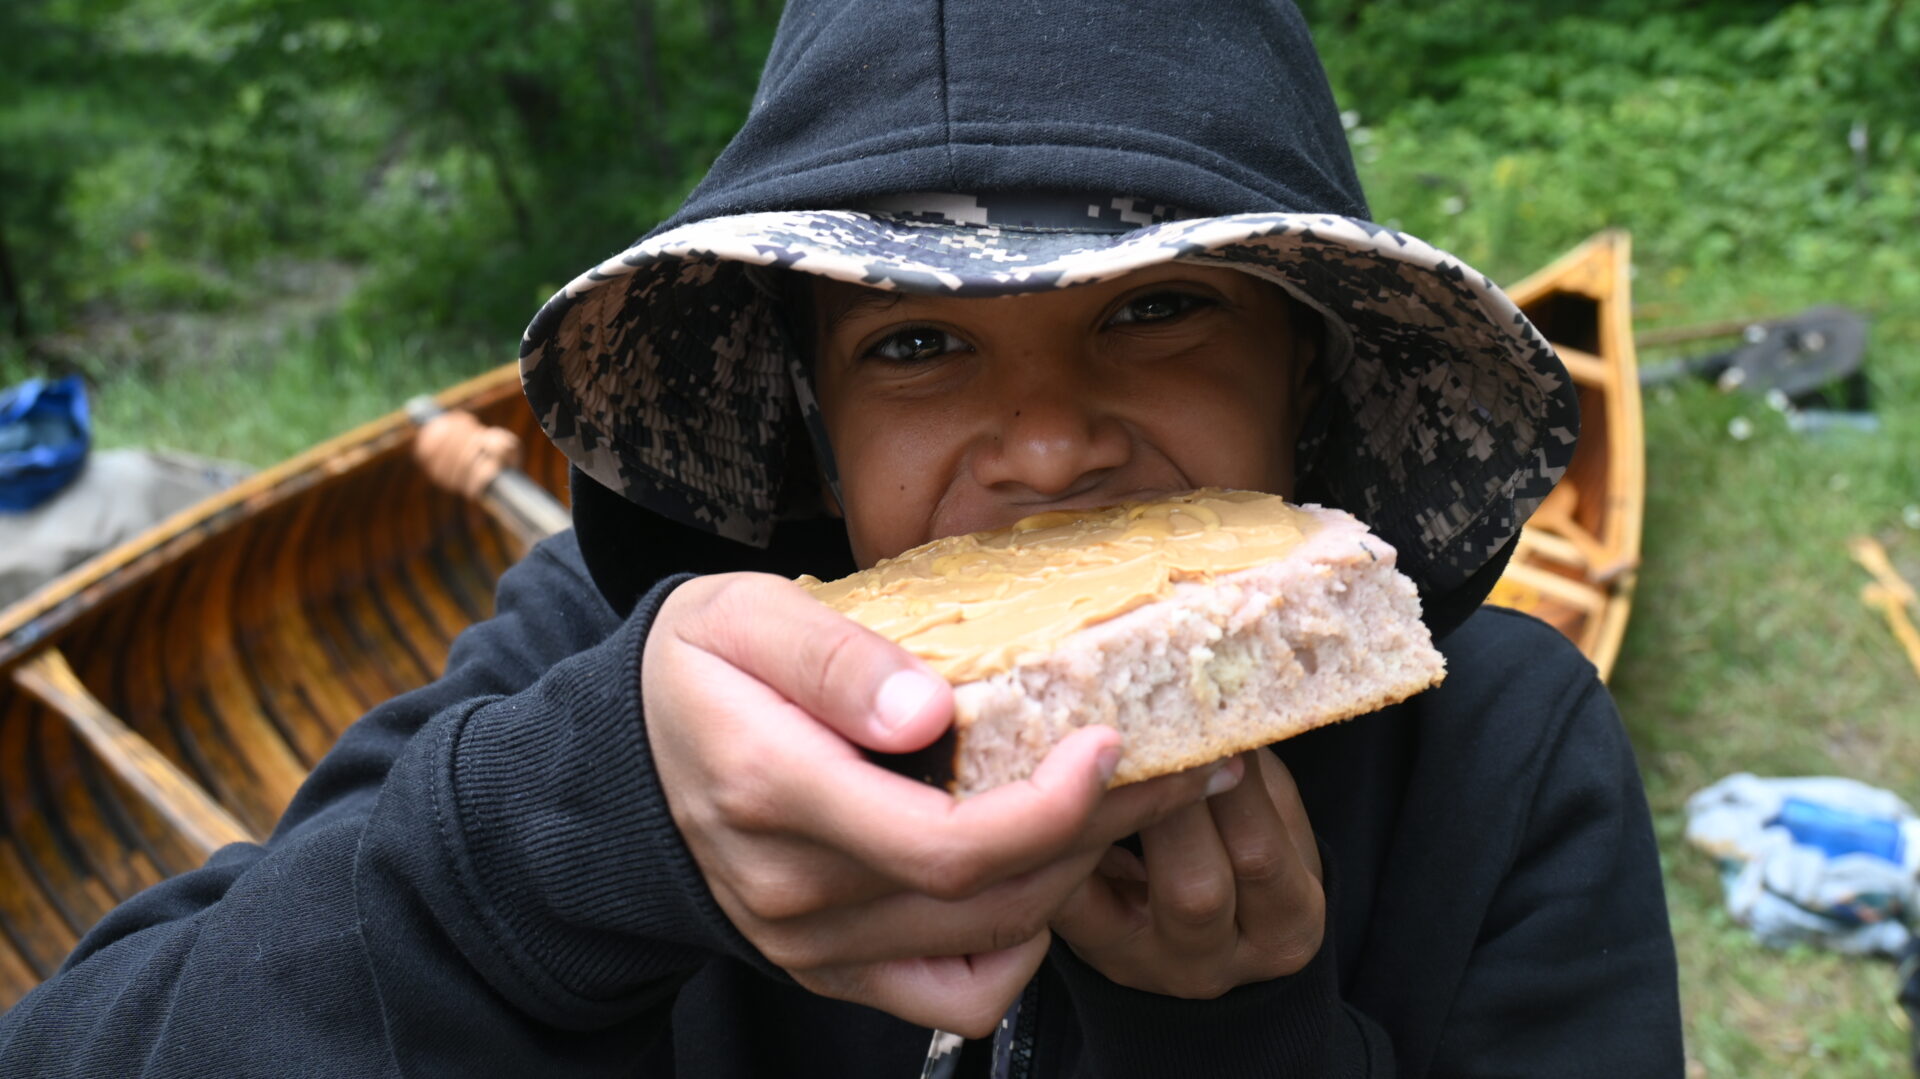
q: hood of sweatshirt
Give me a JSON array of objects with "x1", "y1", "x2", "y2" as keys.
[{"x1": 520, "y1": 0, "x2": 1576, "y2": 638}]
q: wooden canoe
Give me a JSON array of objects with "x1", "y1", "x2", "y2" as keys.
[
  {"x1": 1485, "y1": 231, "x2": 1646, "y2": 681},
  {"x1": 0, "y1": 366, "x2": 570, "y2": 1008},
  {"x1": 0, "y1": 234, "x2": 1645, "y2": 1009}
]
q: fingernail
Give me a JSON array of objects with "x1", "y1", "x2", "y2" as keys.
[
  {"x1": 1095, "y1": 746, "x2": 1122, "y2": 786},
  {"x1": 873, "y1": 669, "x2": 940, "y2": 735},
  {"x1": 1205, "y1": 757, "x2": 1245, "y2": 798}
]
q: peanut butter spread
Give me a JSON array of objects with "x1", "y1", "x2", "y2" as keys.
[{"x1": 797, "y1": 488, "x2": 1317, "y2": 682}]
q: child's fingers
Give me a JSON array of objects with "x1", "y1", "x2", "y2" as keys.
[
  {"x1": 1205, "y1": 751, "x2": 1296, "y2": 893},
  {"x1": 696, "y1": 831, "x2": 888, "y2": 925},
  {"x1": 1253, "y1": 748, "x2": 1324, "y2": 881},
  {"x1": 782, "y1": 723, "x2": 1119, "y2": 897},
  {"x1": 763, "y1": 846, "x2": 1110, "y2": 968},
  {"x1": 1209, "y1": 750, "x2": 1324, "y2": 975},
  {"x1": 664, "y1": 572, "x2": 954, "y2": 754},
  {"x1": 1050, "y1": 869, "x2": 1146, "y2": 955},
  {"x1": 1139, "y1": 798, "x2": 1236, "y2": 946},
  {"x1": 782, "y1": 730, "x2": 1233, "y2": 899},
  {"x1": 646, "y1": 570, "x2": 1252, "y2": 987},
  {"x1": 800, "y1": 934, "x2": 1053, "y2": 1039},
  {"x1": 1081, "y1": 752, "x2": 1243, "y2": 853},
  {"x1": 1096, "y1": 842, "x2": 1148, "y2": 883},
  {"x1": 661, "y1": 572, "x2": 1236, "y2": 899}
]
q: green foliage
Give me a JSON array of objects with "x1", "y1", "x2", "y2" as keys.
[
  {"x1": 2, "y1": 0, "x2": 776, "y2": 353},
  {"x1": 193, "y1": 0, "x2": 775, "y2": 335},
  {"x1": 1315, "y1": 1, "x2": 1920, "y2": 291}
]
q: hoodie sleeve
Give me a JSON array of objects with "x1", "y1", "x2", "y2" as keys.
[{"x1": 0, "y1": 536, "x2": 761, "y2": 1077}]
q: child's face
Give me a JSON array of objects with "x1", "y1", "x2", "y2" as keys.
[{"x1": 809, "y1": 264, "x2": 1315, "y2": 568}]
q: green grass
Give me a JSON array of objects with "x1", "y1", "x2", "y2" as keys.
[
  {"x1": 1627, "y1": 368, "x2": 1920, "y2": 1076},
  {"x1": 1374, "y1": 206, "x2": 1920, "y2": 1079},
  {"x1": 79, "y1": 318, "x2": 505, "y2": 465},
  {"x1": 2, "y1": 266, "x2": 506, "y2": 467}
]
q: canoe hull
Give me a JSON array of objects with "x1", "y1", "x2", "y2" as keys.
[
  {"x1": 1487, "y1": 231, "x2": 1645, "y2": 681},
  {"x1": 0, "y1": 367, "x2": 569, "y2": 1005}
]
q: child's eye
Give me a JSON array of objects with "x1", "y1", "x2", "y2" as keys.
[
  {"x1": 865, "y1": 326, "x2": 968, "y2": 364},
  {"x1": 1108, "y1": 291, "x2": 1215, "y2": 326}
]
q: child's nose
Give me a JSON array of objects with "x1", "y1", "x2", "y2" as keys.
[{"x1": 968, "y1": 378, "x2": 1133, "y2": 498}]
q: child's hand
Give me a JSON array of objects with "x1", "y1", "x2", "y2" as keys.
[
  {"x1": 1051, "y1": 748, "x2": 1325, "y2": 999},
  {"x1": 641, "y1": 573, "x2": 1236, "y2": 1037}
]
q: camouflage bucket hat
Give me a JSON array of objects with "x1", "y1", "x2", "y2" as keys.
[{"x1": 519, "y1": 192, "x2": 1577, "y2": 599}]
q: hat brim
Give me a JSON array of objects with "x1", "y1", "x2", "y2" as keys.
[{"x1": 519, "y1": 210, "x2": 1576, "y2": 597}]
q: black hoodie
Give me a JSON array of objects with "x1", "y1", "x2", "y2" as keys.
[{"x1": 0, "y1": 1, "x2": 1681, "y2": 1076}]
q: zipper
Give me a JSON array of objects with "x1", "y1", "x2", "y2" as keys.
[{"x1": 993, "y1": 976, "x2": 1041, "y2": 1079}]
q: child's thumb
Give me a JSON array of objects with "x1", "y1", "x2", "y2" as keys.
[{"x1": 676, "y1": 572, "x2": 954, "y2": 753}]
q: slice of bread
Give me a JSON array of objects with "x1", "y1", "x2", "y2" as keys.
[{"x1": 802, "y1": 491, "x2": 1445, "y2": 796}]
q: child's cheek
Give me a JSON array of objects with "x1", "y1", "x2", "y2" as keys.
[
  {"x1": 833, "y1": 406, "x2": 968, "y2": 566},
  {"x1": 1131, "y1": 364, "x2": 1297, "y2": 497}
]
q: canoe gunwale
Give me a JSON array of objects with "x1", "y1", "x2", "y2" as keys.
[
  {"x1": 0, "y1": 365, "x2": 530, "y2": 675},
  {"x1": 1494, "y1": 230, "x2": 1646, "y2": 681}
]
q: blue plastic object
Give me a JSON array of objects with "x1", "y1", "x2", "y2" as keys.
[
  {"x1": 1774, "y1": 796, "x2": 1906, "y2": 864},
  {"x1": 0, "y1": 376, "x2": 90, "y2": 512}
]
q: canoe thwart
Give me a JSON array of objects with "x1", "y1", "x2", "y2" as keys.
[
  {"x1": 11, "y1": 650, "x2": 255, "y2": 858},
  {"x1": 1523, "y1": 508, "x2": 1639, "y2": 585},
  {"x1": 1551, "y1": 344, "x2": 1611, "y2": 387}
]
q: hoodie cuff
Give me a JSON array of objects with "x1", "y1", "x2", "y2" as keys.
[
  {"x1": 1048, "y1": 935, "x2": 1338, "y2": 1078},
  {"x1": 444, "y1": 573, "x2": 781, "y2": 1020}
]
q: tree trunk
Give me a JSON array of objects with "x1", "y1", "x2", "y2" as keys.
[
  {"x1": 704, "y1": 0, "x2": 738, "y2": 65},
  {"x1": 501, "y1": 73, "x2": 566, "y2": 159},
  {"x1": 0, "y1": 216, "x2": 32, "y2": 348},
  {"x1": 462, "y1": 115, "x2": 535, "y2": 244},
  {"x1": 629, "y1": 0, "x2": 679, "y2": 173}
]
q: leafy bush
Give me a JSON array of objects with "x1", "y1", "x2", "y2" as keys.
[
  {"x1": 1313, "y1": 1, "x2": 1920, "y2": 302},
  {"x1": 2, "y1": 0, "x2": 778, "y2": 352}
]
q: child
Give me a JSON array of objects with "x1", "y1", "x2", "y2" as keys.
[{"x1": 0, "y1": 0, "x2": 1682, "y2": 1075}]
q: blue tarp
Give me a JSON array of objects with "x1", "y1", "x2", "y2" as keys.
[{"x1": 0, "y1": 376, "x2": 90, "y2": 512}]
